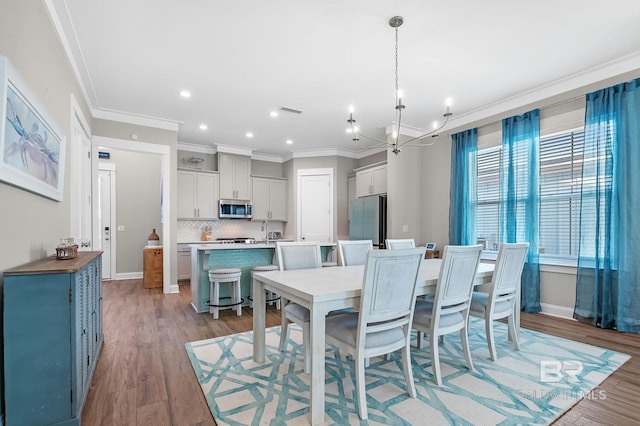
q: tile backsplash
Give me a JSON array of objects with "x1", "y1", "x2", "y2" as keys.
[{"x1": 177, "y1": 219, "x2": 285, "y2": 242}]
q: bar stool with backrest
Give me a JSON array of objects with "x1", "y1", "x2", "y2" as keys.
[
  {"x1": 208, "y1": 268, "x2": 243, "y2": 319},
  {"x1": 385, "y1": 238, "x2": 416, "y2": 249},
  {"x1": 469, "y1": 242, "x2": 529, "y2": 361},
  {"x1": 412, "y1": 244, "x2": 483, "y2": 385}
]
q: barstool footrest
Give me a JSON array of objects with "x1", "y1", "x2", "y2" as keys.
[{"x1": 207, "y1": 297, "x2": 245, "y2": 308}]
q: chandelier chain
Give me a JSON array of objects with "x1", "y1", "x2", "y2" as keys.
[{"x1": 395, "y1": 27, "x2": 399, "y2": 99}]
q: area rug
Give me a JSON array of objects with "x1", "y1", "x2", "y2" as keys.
[{"x1": 185, "y1": 318, "x2": 629, "y2": 425}]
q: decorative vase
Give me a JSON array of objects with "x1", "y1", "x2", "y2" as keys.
[{"x1": 148, "y1": 228, "x2": 160, "y2": 246}]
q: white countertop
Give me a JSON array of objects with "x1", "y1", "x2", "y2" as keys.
[{"x1": 191, "y1": 241, "x2": 336, "y2": 250}]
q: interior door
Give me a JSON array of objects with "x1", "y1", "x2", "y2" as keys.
[
  {"x1": 299, "y1": 173, "x2": 332, "y2": 242},
  {"x1": 98, "y1": 168, "x2": 114, "y2": 279},
  {"x1": 70, "y1": 114, "x2": 92, "y2": 250}
]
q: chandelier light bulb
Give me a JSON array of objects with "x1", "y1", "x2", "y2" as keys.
[
  {"x1": 432, "y1": 121, "x2": 439, "y2": 129},
  {"x1": 346, "y1": 128, "x2": 353, "y2": 134},
  {"x1": 349, "y1": 105, "x2": 354, "y2": 114}
]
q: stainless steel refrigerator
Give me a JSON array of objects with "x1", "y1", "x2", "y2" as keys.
[{"x1": 349, "y1": 195, "x2": 387, "y2": 248}]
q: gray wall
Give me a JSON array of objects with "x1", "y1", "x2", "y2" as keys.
[{"x1": 99, "y1": 149, "x2": 162, "y2": 274}]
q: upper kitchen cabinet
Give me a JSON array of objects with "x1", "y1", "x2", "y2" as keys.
[
  {"x1": 252, "y1": 177, "x2": 287, "y2": 221},
  {"x1": 178, "y1": 169, "x2": 219, "y2": 219},
  {"x1": 355, "y1": 163, "x2": 387, "y2": 197},
  {"x1": 219, "y1": 154, "x2": 251, "y2": 200}
]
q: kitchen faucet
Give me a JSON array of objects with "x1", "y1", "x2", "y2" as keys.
[{"x1": 261, "y1": 220, "x2": 269, "y2": 245}]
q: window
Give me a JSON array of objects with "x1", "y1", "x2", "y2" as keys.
[{"x1": 475, "y1": 129, "x2": 585, "y2": 259}]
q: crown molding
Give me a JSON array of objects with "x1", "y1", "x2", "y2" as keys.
[
  {"x1": 177, "y1": 142, "x2": 217, "y2": 154},
  {"x1": 92, "y1": 108, "x2": 180, "y2": 132},
  {"x1": 215, "y1": 144, "x2": 254, "y2": 156}
]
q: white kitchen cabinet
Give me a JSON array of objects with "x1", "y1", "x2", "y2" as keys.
[
  {"x1": 177, "y1": 169, "x2": 219, "y2": 219},
  {"x1": 178, "y1": 244, "x2": 191, "y2": 280},
  {"x1": 356, "y1": 164, "x2": 387, "y2": 197},
  {"x1": 252, "y1": 177, "x2": 287, "y2": 221},
  {"x1": 219, "y1": 154, "x2": 251, "y2": 200}
]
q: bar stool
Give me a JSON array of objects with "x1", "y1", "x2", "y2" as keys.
[
  {"x1": 208, "y1": 268, "x2": 243, "y2": 319},
  {"x1": 250, "y1": 265, "x2": 281, "y2": 310}
]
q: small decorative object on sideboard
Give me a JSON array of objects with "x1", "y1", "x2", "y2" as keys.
[
  {"x1": 148, "y1": 228, "x2": 160, "y2": 246},
  {"x1": 56, "y1": 237, "x2": 78, "y2": 259}
]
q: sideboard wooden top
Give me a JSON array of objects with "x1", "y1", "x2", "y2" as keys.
[{"x1": 4, "y1": 251, "x2": 103, "y2": 276}]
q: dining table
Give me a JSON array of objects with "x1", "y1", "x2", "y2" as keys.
[{"x1": 252, "y1": 258, "x2": 497, "y2": 425}]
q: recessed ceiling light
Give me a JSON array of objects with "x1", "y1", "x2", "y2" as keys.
[
  {"x1": 270, "y1": 111, "x2": 279, "y2": 118},
  {"x1": 199, "y1": 124, "x2": 208, "y2": 130},
  {"x1": 180, "y1": 90, "x2": 191, "y2": 98},
  {"x1": 286, "y1": 139, "x2": 293, "y2": 145},
  {"x1": 246, "y1": 132, "x2": 254, "y2": 138}
]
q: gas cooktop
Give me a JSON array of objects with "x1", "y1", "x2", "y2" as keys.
[{"x1": 215, "y1": 237, "x2": 255, "y2": 244}]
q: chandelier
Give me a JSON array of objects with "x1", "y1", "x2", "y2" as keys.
[{"x1": 346, "y1": 16, "x2": 453, "y2": 155}]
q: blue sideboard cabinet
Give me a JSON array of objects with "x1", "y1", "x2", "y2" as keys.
[{"x1": 3, "y1": 251, "x2": 103, "y2": 426}]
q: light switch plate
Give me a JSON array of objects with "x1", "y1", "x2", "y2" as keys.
[{"x1": 117, "y1": 225, "x2": 125, "y2": 231}]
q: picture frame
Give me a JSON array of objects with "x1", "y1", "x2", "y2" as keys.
[
  {"x1": 0, "y1": 56, "x2": 66, "y2": 201},
  {"x1": 425, "y1": 242, "x2": 436, "y2": 250}
]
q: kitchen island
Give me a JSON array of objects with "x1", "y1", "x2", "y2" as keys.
[{"x1": 190, "y1": 242, "x2": 336, "y2": 313}]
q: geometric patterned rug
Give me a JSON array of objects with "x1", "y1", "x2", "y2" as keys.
[{"x1": 185, "y1": 318, "x2": 629, "y2": 425}]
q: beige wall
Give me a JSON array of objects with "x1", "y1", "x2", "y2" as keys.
[
  {"x1": 0, "y1": 0, "x2": 91, "y2": 271},
  {"x1": 386, "y1": 141, "x2": 423, "y2": 241},
  {"x1": 251, "y1": 159, "x2": 284, "y2": 177}
]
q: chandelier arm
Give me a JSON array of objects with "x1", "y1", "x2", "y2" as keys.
[
  {"x1": 397, "y1": 113, "x2": 451, "y2": 147},
  {"x1": 354, "y1": 132, "x2": 390, "y2": 145}
]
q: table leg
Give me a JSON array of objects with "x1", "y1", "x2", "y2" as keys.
[
  {"x1": 309, "y1": 304, "x2": 326, "y2": 425},
  {"x1": 253, "y1": 276, "x2": 266, "y2": 363}
]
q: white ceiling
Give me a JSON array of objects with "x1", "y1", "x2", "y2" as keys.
[{"x1": 48, "y1": 0, "x2": 640, "y2": 159}]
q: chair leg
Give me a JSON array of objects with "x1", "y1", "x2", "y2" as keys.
[
  {"x1": 460, "y1": 326, "x2": 474, "y2": 371},
  {"x1": 234, "y1": 280, "x2": 242, "y2": 316},
  {"x1": 279, "y1": 307, "x2": 288, "y2": 352},
  {"x1": 401, "y1": 344, "x2": 416, "y2": 398},
  {"x1": 430, "y1": 334, "x2": 442, "y2": 385},
  {"x1": 507, "y1": 313, "x2": 521, "y2": 351},
  {"x1": 417, "y1": 332, "x2": 424, "y2": 350},
  {"x1": 486, "y1": 317, "x2": 497, "y2": 361},
  {"x1": 302, "y1": 321, "x2": 310, "y2": 374},
  {"x1": 355, "y1": 356, "x2": 368, "y2": 420},
  {"x1": 212, "y1": 281, "x2": 220, "y2": 319}
]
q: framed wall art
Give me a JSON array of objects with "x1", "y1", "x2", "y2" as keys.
[{"x1": 0, "y1": 56, "x2": 66, "y2": 201}]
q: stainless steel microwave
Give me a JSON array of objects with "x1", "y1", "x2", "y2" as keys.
[{"x1": 219, "y1": 200, "x2": 252, "y2": 219}]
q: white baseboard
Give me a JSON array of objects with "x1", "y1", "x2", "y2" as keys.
[
  {"x1": 114, "y1": 272, "x2": 143, "y2": 280},
  {"x1": 540, "y1": 302, "x2": 576, "y2": 320}
]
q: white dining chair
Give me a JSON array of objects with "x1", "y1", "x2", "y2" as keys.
[
  {"x1": 412, "y1": 244, "x2": 483, "y2": 385},
  {"x1": 469, "y1": 242, "x2": 529, "y2": 361},
  {"x1": 337, "y1": 240, "x2": 373, "y2": 266},
  {"x1": 325, "y1": 247, "x2": 426, "y2": 420},
  {"x1": 275, "y1": 241, "x2": 322, "y2": 374},
  {"x1": 385, "y1": 238, "x2": 415, "y2": 249}
]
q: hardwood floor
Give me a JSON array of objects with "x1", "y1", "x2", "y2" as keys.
[{"x1": 82, "y1": 279, "x2": 640, "y2": 425}]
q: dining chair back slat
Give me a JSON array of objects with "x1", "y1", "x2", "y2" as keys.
[
  {"x1": 338, "y1": 240, "x2": 373, "y2": 266},
  {"x1": 385, "y1": 239, "x2": 416, "y2": 249}
]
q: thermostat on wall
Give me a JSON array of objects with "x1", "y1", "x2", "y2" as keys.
[{"x1": 425, "y1": 243, "x2": 436, "y2": 251}]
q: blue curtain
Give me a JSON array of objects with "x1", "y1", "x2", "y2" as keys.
[
  {"x1": 449, "y1": 128, "x2": 478, "y2": 245},
  {"x1": 574, "y1": 78, "x2": 640, "y2": 333},
  {"x1": 501, "y1": 110, "x2": 541, "y2": 313}
]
